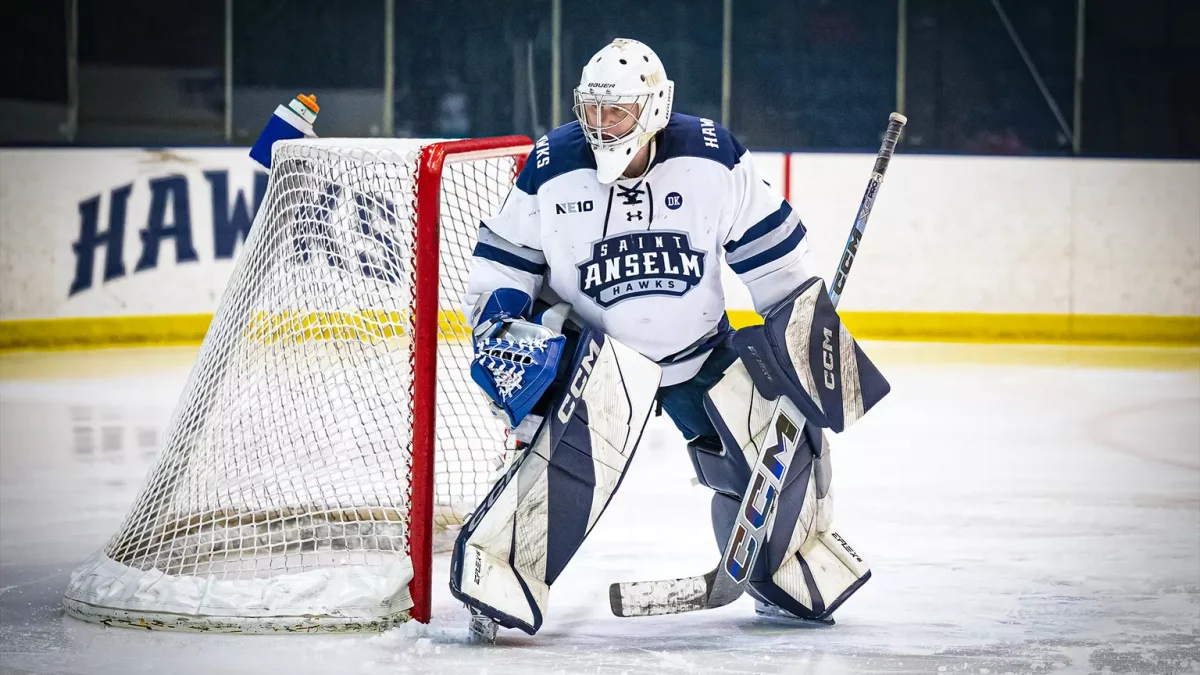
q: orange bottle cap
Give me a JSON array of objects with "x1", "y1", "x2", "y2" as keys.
[{"x1": 296, "y1": 94, "x2": 319, "y2": 113}]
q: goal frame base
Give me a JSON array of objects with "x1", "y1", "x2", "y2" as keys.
[{"x1": 63, "y1": 598, "x2": 409, "y2": 634}]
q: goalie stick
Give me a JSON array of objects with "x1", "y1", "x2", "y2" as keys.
[{"x1": 610, "y1": 112, "x2": 907, "y2": 618}]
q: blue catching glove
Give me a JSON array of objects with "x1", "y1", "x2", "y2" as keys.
[
  {"x1": 469, "y1": 290, "x2": 568, "y2": 428},
  {"x1": 468, "y1": 288, "x2": 534, "y2": 339}
]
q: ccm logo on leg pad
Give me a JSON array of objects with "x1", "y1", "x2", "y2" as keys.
[
  {"x1": 822, "y1": 327, "x2": 836, "y2": 390},
  {"x1": 723, "y1": 409, "x2": 801, "y2": 582},
  {"x1": 557, "y1": 339, "x2": 602, "y2": 423}
]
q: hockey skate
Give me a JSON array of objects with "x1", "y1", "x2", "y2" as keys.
[
  {"x1": 467, "y1": 606, "x2": 499, "y2": 644},
  {"x1": 754, "y1": 599, "x2": 836, "y2": 627}
]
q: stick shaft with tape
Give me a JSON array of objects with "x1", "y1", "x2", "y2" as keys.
[{"x1": 828, "y1": 112, "x2": 906, "y2": 309}]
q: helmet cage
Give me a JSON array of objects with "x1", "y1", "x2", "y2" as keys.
[{"x1": 572, "y1": 90, "x2": 656, "y2": 150}]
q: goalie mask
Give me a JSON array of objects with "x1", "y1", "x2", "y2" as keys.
[{"x1": 573, "y1": 38, "x2": 675, "y2": 184}]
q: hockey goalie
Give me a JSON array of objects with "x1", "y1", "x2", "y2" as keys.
[{"x1": 451, "y1": 38, "x2": 891, "y2": 640}]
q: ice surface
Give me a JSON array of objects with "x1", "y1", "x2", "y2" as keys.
[{"x1": 1, "y1": 343, "x2": 1197, "y2": 674}]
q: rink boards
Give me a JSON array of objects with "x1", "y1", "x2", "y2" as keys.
[{"x1": 0, "y1": 147, "x2": 1197, "y2": 349}]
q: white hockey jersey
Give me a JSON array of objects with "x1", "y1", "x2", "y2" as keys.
[{"x1": 465, "y1": 113, "x2": 815, "y2": 386}]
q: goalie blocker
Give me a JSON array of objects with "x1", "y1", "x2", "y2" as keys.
[{"x1": 450, "y1": 319, "x2": 662, "y2": 634}]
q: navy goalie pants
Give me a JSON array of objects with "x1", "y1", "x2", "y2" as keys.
[{"x1": 657, "y1": 326, "x2": 738, "y2": 442}]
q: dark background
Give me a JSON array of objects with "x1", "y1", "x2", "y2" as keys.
[{"x1": 2, "y1": 0, "x2": 1197, "y2": 156}]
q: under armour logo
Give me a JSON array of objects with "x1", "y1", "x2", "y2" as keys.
[
  {"x1": 617, "y1": 183, "x2": 645, "y2": 206},
  {"x1": 626, "y1": 211, "x2": 644, "y2": 222}
]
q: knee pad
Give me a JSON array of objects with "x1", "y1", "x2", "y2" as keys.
[{"x1": 686, "y1": 436, "x2": 750, "y2": 498}]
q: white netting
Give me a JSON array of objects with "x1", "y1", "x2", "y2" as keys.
[{"x1": 63, "y1": 138, "x2": 525, "y2": 632}]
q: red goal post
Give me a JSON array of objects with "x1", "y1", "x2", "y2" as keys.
[{"x1": 410, "y1": 136, "x2": 532, "y2": 623}]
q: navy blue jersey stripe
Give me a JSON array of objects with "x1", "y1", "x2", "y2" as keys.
[
  {"x1": 478, "y1": 224, "x2": 545, "y2": 258},
  {"x1": 724, "y1": 201, "x2": 793, "y2": 254},
  {"x1": 728, "y1": 217, "x2": 807, "y2": 275},
  {"x1": 472, "y1": 241, "x2": 547, "y2": 275}
]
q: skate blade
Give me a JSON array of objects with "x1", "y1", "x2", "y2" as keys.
[
  {"x1": 467, "y1": 607, "x2": 499, "y2": 644},
  {"x1": 754, "y1": 603, "x2": 835, "y2": 626}
]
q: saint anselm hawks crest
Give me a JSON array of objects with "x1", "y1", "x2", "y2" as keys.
[{"x1": 577, "y1": 230, "x2": 706, "y2": 308}]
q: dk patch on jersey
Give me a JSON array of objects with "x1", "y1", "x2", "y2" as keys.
[{"x1": 577, "y1": 230, "x2": 706, "y2": 308}]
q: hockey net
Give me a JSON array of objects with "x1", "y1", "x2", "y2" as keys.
[{"x1": 62, "y1": 136, "x2": 533, "y2": 632}]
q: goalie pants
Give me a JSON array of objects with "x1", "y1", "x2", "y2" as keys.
[
  {"x1": 658, "y1": 325, "x2": 836, "y2": 620},
  {"x1": 657, "y1": 324, "x2": 739, "y2": 442}
]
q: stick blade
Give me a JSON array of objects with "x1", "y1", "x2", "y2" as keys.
[
  {"x1": 705, "y1": 569, "x2": 746, "y2": 608},
  {"x1": 609, "y1": 568, "x2": 743, "y2": 617}
]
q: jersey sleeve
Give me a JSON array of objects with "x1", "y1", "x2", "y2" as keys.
[
  {"x1": 721, "y1": 148, "x2": 816, "y2": 315},
  {"x1": 462, "y1": 161, "x2": 547, "y2": 319}
]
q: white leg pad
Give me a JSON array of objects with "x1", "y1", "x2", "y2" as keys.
[{"x1": 450, "y1": 329, "x2": 661, "y2": 634}]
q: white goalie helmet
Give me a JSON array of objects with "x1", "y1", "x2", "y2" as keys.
[{"x1": 573, "y1": 38, "x2": 675, "y2": 184}]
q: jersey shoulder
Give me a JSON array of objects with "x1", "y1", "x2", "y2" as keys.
[
  {"x1": 515, "y1": 121, "x2": 596, "y2": 195},
  {"x1": 654, "y1": 113, "x2": 747, "y2": 171}
]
